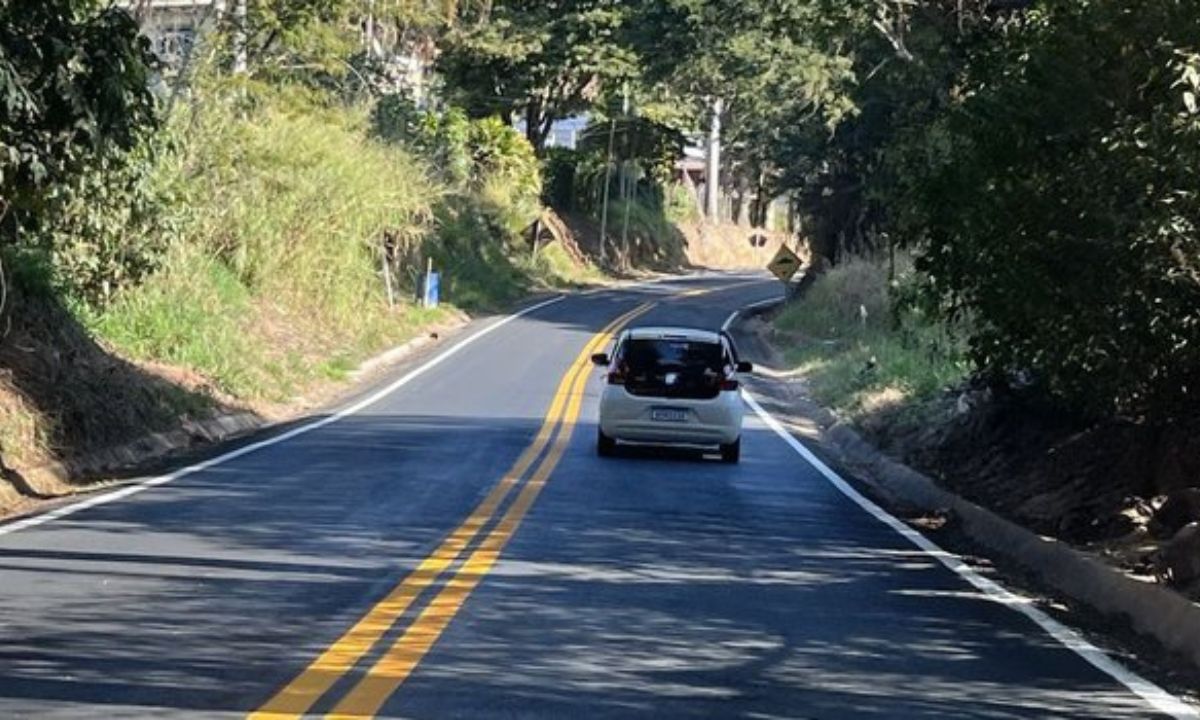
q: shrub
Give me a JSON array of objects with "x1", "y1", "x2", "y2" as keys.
[
  {"x1": 776, "y1": 255, "x2": 969, "y2": 417},
  {"x1": 40, "y1": 140, "x2": 179, "y2": 306},
  {"x1": 371, "y1": 96, "x2": 470, "y2": 189},
  {"x1": 469, "y1": 117, "x2": 542, "y2": 237},
  {"x1": 0, "y1": 2, "x2": 161, "y2": 304},
  {"x1": 371, "y1": 94, "x2": 541, "y2": 238},
  {"x1": 901, "y1": 1, "x2": 1200, "y2": 419},
  {"x1": 371, "y1": 93, "x2": 437, "y2": 148},
  {"x1": 177, "y1": 82, "x2": 438, "y2": 318},
  {"x1": 663, "y1": 182, "x2": 701, "y2": 225}
]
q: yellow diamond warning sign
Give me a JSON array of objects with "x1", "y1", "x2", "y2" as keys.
[{"x1": 767, "y1": 245, "x2": 802, "y2": 282}]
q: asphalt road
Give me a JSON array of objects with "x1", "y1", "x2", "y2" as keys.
[{"x1": 0, "y1": 274, "x2": 1187, "y2": 719}]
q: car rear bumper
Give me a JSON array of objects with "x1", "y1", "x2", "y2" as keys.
[
  {"x1": 601, "y1": 420, "x2": 739, "y2": 446},
  {"x1": 598, "y1": 386, "x2": 744, "y2": 446}
]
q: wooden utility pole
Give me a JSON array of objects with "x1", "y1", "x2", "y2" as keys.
[
  {"x1": 705, "y1": 97, "x2": 723, "y2": 221},
  {"x1": 619, "y1": 84, "x2": 633, "y2": 266},
  {"x1": 598, "y1": 107, "x2": 618, "y2": 265},
  {"x1": 365, "y1": 0, "x2": 376, "y2": 57},
  {"x1": 233, "y1": 0, "x2": 248, "y2": 74}
]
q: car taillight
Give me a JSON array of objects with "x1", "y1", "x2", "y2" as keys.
[{"x1": 721, "y1": 378, "x2": 739, "y2": 391}]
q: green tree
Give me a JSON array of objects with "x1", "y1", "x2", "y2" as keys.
[
  {"x1": 629, "y1": 0, "x2": 858, "y2": 232},
  {"x1": 0, "y1": 0, "x2": 161, "y2": 302},
  {"x1": 903, "y1": 0, "x2": 1200, "y2": 418},
  {"x1": 436, "y1": 0, "x2": 637, "y2": 152}
]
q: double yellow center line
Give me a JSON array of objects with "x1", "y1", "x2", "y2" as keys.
[{"x1": 250, "y1": 301, "x2": 654, "y2": 719}]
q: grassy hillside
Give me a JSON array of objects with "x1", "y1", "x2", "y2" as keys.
[
  {"x1": 85, "y1": 86, "x2": 451, "y2": 401},
  {"x1": 0, "y1": 81, "x2": 600, "y2": 480}
]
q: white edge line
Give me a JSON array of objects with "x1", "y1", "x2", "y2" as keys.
[
  {"x1": 582, "y1": 272, "x2": 771, "y2": 299},
  {"x1": 579, "y1": 277, "x2": 667, "y2": 296},
  {"x1": 740, "y1": 388, "x2": 1197, "y2": 719},
  {"x1": 0, "y1": 294, "x2": 568, "y2": 539},
  {"x1": 721, "y1": 297, "x2": 783, "y2": 332}
]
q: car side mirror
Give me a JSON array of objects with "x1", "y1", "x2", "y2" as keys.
[
  {"x1": 591, "y1": 353, "x2": 610, "y2": 366},
  {"x1": 736, "y1": 360, "x2": 753, "y2": 373}
]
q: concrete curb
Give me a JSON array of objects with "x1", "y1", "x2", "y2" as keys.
[
  {"x1": 731, "y1": 304, "x2": 1200, "y2": 674},
  {"x1": 348, "y1": 309, "x2": 469, "y2": 382},
  {"x1": 14, "y1": 315, "x2": 471, "y2": 499},
  {"x1": 825, "y1": 420, "x2": 1200, "y2": 671},
  {"x1": 21, "y1": 412, "x2": 264, "y2": 496}
]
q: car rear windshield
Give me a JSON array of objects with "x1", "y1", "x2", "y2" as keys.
[{"x1": 619, "y1": 337, "x2": 726, "y2": 400}]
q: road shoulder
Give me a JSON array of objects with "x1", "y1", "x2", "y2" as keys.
[
  {"x1": 0, "y1": 303, "x2": 492, "y2": 525},
  {"x1": 729, "y1": 307, "x2": 1200, "y2": 713}
]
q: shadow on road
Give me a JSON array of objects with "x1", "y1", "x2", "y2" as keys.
[{"x1": 0, "y1": 275, "x2": 1157, "y2": 719}]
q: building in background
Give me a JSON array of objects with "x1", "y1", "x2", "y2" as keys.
[
  {"x1": 513, "y1": 116, "x2": 590, "y2": 150},
  {"x1": 120, "y1": 1, "x2": 436, "y2": 104},
  {"x1": 119, "y1": 0, "x2": 220, "y2": 69}
]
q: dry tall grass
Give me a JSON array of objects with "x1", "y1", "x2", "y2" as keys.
[{"x1": 774, "y1": 254, "x2": 969, "y2": 418}]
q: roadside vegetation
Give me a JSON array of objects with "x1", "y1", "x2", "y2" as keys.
[
  {"x1": 86, "y1": 84, "x2": 447, "y2": 401},
  {"x1": 773, "y1": 257, "x2": 968, "y2": 421},
  {"x1": 729, "y1": 1, "x2": 1200, "y2": 590},
  {"x1": 0, "y1": 1, "x2": 606, "y2": 475}
]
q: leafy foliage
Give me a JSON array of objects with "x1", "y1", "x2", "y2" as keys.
[
  {"x1": 618, "y1": 0, "x2": 1200, "y2": 419},
  {"x1": 898, "y1": 1, "x2": 1200, "y2": 418},
  {"x1": 38, "y1": 140, "x2": 180, "y2": 305},
  {"x1": 0, "y1": 1, "x2": 162, "y2": 303},
  {"x1": 373, "y1": 94, "x2": 470, "y2": 181},
  {"x1": 676, "y1": 0, "x2": 1200, "y2": 420},
  {"x1": 436, "y1": 0, "x2": 638, "y2": 151},
  {"x1": 372, "y1": 93, "x2": 541, "y2": 235},
  {"x1": 0, "y1": 2, "x2": 157, "y2": 204}
]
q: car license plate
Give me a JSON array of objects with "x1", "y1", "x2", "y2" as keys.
[{"x1": 651, "y1": 408, "x2": 689, "y2": 423}]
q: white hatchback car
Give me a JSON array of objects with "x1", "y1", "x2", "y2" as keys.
[{"x1": 591, "y1": 326, "x2": 752, "y2": 463}]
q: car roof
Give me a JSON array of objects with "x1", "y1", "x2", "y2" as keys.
[{"x1": 624, "y1": 326, "x2": 722, "y2": 344}]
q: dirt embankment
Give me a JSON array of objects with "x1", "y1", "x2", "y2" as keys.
[
  {"x1": 557, "y1": 210, "x2": 795, "y2": 273},
  {"x1": 851, "y1": 381, "x2": 1200, "y2": 601},
  {"x1": 0, "y1": 284, "x2": 466, "y2": 519},
  {"x1": 678, "y1": 222, "x2": 796, "y2": 270},
  {"x1": 0, "y1": 288, "x2": 234, "y2": 509}
]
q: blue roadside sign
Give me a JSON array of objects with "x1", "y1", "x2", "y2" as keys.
[{"x1": 424, "y1": 271, "x2": 440, "y2": 308}]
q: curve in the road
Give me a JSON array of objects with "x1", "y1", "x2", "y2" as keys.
[
  {"x1": 0, "y1": 274, "x2": 1194, "y2": 720},
  {"x1": 252, "y1": 301, "x2": 655, "y2": 719}
]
